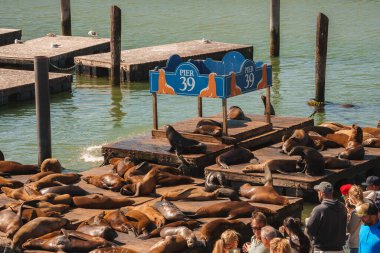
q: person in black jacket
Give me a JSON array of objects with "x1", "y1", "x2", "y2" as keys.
[{"x1": 306, "y1": 181, "x2": 347, "y2": 252}]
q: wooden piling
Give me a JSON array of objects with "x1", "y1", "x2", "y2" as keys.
[
  {"x1": 110, "y1": 5, "x2": 122, "y2": 85},
  {"x1": 222, "y1": 98, "x2": 228, "y2": 136},
  {"x1": 198, "y1": 97, "x2": 203, "y2": 117},
  {"x1": 34, "y1": 56, "x2": 52, "y2": 165},
  {"x1": 314, "y1": 13, "x2": 329, "y2": 104},
  {"x1": 270, "y1": 0, "x2": 280, "y2": 57},
  {"x1": 60, "y1": 0, "x2": 72, "y2": 36},
  {"x1": 152, "y1": 93, "x2": 158, "y2": 130}
]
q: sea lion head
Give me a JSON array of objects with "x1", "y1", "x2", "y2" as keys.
[
  {"x1": 348, "y1": 124, "x2": 363, "y2": 143},
  {"x1": 228, "y1": 106, "x2": 245, "y2": 120},
  {"x1": 40, "y1": 158, "x2": 62, "y2": 173},
  {"x1": 282, "y1": 129, "x2": 308, "y2": 154}
]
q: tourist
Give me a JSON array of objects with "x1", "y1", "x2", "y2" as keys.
[
  {"x1": 212, "y1": 229, "x2": 240, "y2": 253},
  {"x1": 346, "y1": 185, "x2": 365, "y2": 253},
  {"x1": 356, "y1": 202, "x2": 380, "y2": 252},
  {"x1": 362, "y1": 176, "x2": 380, "y2": 207},
  {"x1": 306, "y1": 181, "x2": 347, "y2": 252},
  {"x1": 242, "y1": 211, "x2": 268, "y2": 253},
  {"x1": 280, "y1": 217, "x2": 311, "y2": 253},
  {"x1": 261, "y1": 226, "x2": 278, "y2": 252},
  {"x1": 340, "y1": 183, "x2": 352, "y2": 203},
  {"x1": 270, "y1": 238, "x2": 292, "y2": 253}
]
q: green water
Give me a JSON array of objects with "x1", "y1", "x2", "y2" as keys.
[{"x1": 0, "y1": 0, "x2": 379, "y2": 171}]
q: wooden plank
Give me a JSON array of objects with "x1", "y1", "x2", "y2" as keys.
[
  {"x1": 0, "y1": 68, "x2": 72, "y2": 105},
  {"x1": 0, "y1": 35, "x2": 110, "y2": 70},
  {"x1": 205, "y1": 145, "x2": 380, "y2": 190},
  {"x1": 0, "y1": 28, "x2": 22, "y2": 46},
  {"x1": 75, "y1": 40, "x2": 254, "y2": 81}
]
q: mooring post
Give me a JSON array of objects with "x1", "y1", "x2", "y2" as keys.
[
  {"x1": 60, "y1": 0, "x2": 72, "y2": 36},
  {"x1": 34, "y1": 56, "x2": 52, "y2": 165},
  {"x1": 110, "y1": 5, "x2": 122, "y2": 85},
  {"x1": 270, "y1": 0, "x2": 280, "y2": 57},
  {"x1": 315, "y1": 13, "x2": 329, "y2": 104},
  {"x1": 152, "y1": 93, "x2": 158, "y2": 130},
  {"x1": 198, "y1": 97, "x2": 203, "y2": 117},
  {"x1": 222, "y1": 98, "x2": 228, "y2": 136}
]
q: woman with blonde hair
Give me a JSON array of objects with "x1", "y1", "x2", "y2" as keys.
[
  {"x1": 270, "y1": 238, "x2": 291, "y2": 253},
  {"x1": 346, "y1": 184, "x2": 365, "y2": 253},
  {"x1": 212, "y1": 229, "x2": 240, "y2": 253}
]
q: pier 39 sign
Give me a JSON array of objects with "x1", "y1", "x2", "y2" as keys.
[{"x1": 149, "y1": 51, "x2": 272, "y2": 99}]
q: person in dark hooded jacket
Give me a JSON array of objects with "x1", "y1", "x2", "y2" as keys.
[{"x1": 306, "y1": 181, "x2": 347, "y2": 252}]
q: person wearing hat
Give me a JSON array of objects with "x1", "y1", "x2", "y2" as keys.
[
  {"x1": 362, "y1": 176, "x2": 380, "y2": 205},
  {"x1": 306, "y1": 181, "x2": 347, "y2": 253},
  {"x1": 356, "y1": 202, "x2": 380, "y2": 252}
]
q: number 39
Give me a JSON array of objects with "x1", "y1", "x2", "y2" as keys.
[
  {"x1": 179, "y1": 76, "x2": 196, "y2": 91},
  {"x1": 244, "y1": 73, "x2": 254, "y2": 88}
]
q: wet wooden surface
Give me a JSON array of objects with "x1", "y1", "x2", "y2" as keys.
[
  {"x1": 0, "y1": 165, "x2": 302, "y2": 252},
  {"x1": 0, "y1": 35, "x2": 110, "y2": 70},
  {"x1": 0, "y1": 69, "x2": 72, "y2": 105},
  {"x1": 0, "y1": 28, "x2": 22, "y2": 46},
  {"x1": 205, "y1": 142, "x2": 380, "y2": 190},
  {"x1": 75, "y1": 40, "x2": 253, "y2": 82}
]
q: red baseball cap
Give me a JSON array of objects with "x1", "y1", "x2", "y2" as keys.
[{"x1": 340, "y1": 184, "x2": 352, "y2": 195}]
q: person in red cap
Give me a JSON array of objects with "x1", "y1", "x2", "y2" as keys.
[{"x1": 340, "y1": 184, "x2": 352, "y2": 204}]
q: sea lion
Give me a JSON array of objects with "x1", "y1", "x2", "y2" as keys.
[
  {"x1": 216, "y1": 145, "x2": 258, "y2": 169},
  {"x1": 90, "y1": 247, "x2": 138, "y2": 253},
  {"x1": 30, "y1": 172, "x2": 82, "y2": 191},
  {"x1": 120, "y1": 168, "x2": 159, "y2": 196},
  {"x1": 135, "y1": 204, "x2": 166, "y2": 228},
  {"x1": 204, "y1": 171, "x2": 227, "y2": 192},
  {"x1": 192, "y1": 201, "x2": 274, "y2": 219},
  {"x1": 307, "y1": 131, "x2": 342, "y2": 149},
  {"x1": 0, "y1": 201, "x2": 27, "y2": 238},
  {"x1": 160, "y1": 226, "x2": 197, "y2": 248},
  {"x1": 363, "y1": 137, "x2": 380, "y2": 148},
  {"x1": 242, "y1": 159, "x2": 299, "y2": 174},
  {"x1": 125, "y1": 161, "x2": 181, "y2": 181},
  {"x1": 104, "y1": 209, "x2": 135, "y2": 234},
  {"x1": 338, "y1": 124, "x2": 365, "y2": 160},
  {"x1": 0, "y1": 176, "x2": 23, "y2": 189},
  {"x1": 25, "y1": 171, "x2": 55, "y2": 183},
  {"x1": 164, "y1": 125, "x2": 207, "y2": 155},
  {"x1": 11, "y1": 217, "x2": 69, "y2": 250},
  {"x1": 0, "y1": 150, "x2": 4, "y2": 161},
  {"x1": 140, "y1": 220, "x2": 201, "y2": 240},
  {"x1": 148, "y1": 235, "x2": 188, "y2": 253},
  {"x1": 40, "y1": 158, "x2": 62, "y2": 173},
  {"x1": 2, "y1": 185, "x2": 42, "y2": 201},
  {"x1": 302, "y1": 126, "x2": 335, "y2": 136},
  {"x1": 40, "y1": 185, "x2": 89, "y2": 196},
  {"x1": 195, "y1": 119, "x2": 222, "y2": 128},
  {"x1": 123, "y1": 209, "x2": 152, "y2": 236},
  {"x1": 153, "y1": 200, "x2": 188, "y2": 221},
  {"x1": 73, "y1": 194, "x2": 135, "y2": 209},
  {"x1": 282, "y1": 129, "x2": 322, "y2": 154},
  {"x1": 113, "y1": 157, "x2": 137, "y2": 177},
  {"x1": 228, "y1": 106, "x2": 246, "y2": 120},
  {"x1": 76, "y1": 225, "x2": 118, "y2": 241},
  {"x1": 82, "y1": 174, "x2": 125, "y2": 191},
  {"x1": 319, "y1": 122, "x2": 350, "y2": 132},
  {"x1": 193, "y1": 125, "x2": 222, "y2": 137},
  {"x1": 177, "y1": 154, "x2": 198, "y2": 176},
  {"x1": 157, "y1": 171, "x2": 194, "y2": 186},
  {"x1": 261, "y1": 95, "x2": 275, "y2": 115},
  {"x1": 239, "y1": 167, "x2": 289, "y2": 205},
  {"x1": 161, "y1": 187, "x2": 219, "y2": 201},
  {"x1": 288, "y1": 146, "x2": 325, "y2": 176},
  {"x1": 0, "y1": 161, "x2": 39, "y2": 175},
  {"x1": 324, "y1": 156, "x2": 351, "y2": 169}
]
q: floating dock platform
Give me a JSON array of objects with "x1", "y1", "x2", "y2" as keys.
[
  {"x1": 0, "y1": 68, "x2": 72, "y2": 105},
  {"x1": 205, "y1": 143, "x2": 380, "y2": 197},
  {"x1": 0, "y1": 28, "x2": 22, "y2": 46},
  {"x1": 0, "y1": 165, "x2": 303, "y2": 252},
  {"x1": 74, "y1": 40, "x2": 253, "y2": 82},
  {"x1": 0, "y1": 35, "x2": 110, "y2": 70}
]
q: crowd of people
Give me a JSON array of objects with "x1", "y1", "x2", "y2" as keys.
[{"x1": 212, "y1": 176, "x2": 380, "y2": 253}]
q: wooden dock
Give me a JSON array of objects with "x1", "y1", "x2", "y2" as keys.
[
  {"x1": 0, "y1": 68, "x2": 72, "y2": 105},
  {"x1": 0, "y1": 36, "x2": 109, "y2": 70},
  {"x1": 0, "y1": 28, "x2": 22, "y2": 46},
  {"x1": 0, "y1": 165, "x2": 303, "y2": 252},
  {"x1": 205, "y1": 143, "x2": 380, "y2": 196},
  {"x1": 75, "y1": 40, "x2": 254, "y2": 82},
  {"x1": 102, "y1": 115, "x2": 313, "y2": 175}
]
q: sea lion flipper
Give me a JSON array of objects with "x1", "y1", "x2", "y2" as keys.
[
  {"x1": 264, "y1": 166, "x2": 273, "y2": 187},
  {"x1": 219, "y1": 162, "x2": 229, "y2": 170}
]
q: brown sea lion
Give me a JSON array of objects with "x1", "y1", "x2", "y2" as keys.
[
  {"x1": 288, "y1": 146, "x2": 325, "y2": 176},
  {"x1": 157, "y1": 171, "x2": 194, "y2": 186},
  {"x1": 319, "y1": 122, "x2": 350, "y2": 132},
  {"x1": 324, "y1": 156, "x2": 351, "y2": 169},
  {"x1": 76, "y1": 225, "x2": 118, "y2": 241},
  {"x1": 302, "y1": 126, "x2": 335, "y2": 136},
  {"x1": 228, "y1": 106, "x2": 246, "y2": 120},
  {"x1": 2, "y1": 185, "x2": 42, "y2": 201},
  {"x1": 161, "y1": 187, "x2": 219, "y2": 201},
  {"x1": 82, "y1": 174, "x2": 125, "y2": 191},
  {"x1": 192, "y1": 201, "x2": 275, "y2": 219},
  {"x1": 25, "y1": 171, "x2": 55, "y2": 183},
  {"x1": 153, "y1": 200, "x2": 188, "y2": 221},
  {"x1": 282, "y1": 129, "x2": 322, "y2": 154},
  {"x1": 307, "y1": 131, "x2": 342, "y2": 149},
  {"x1": 216, "y1": 145, "x2": 258, "y2": 169},
  {"x1": 123, "y1": 209, "x2": 152, "y2": 236},
  {"x1": 0, "y1": 161, "x2": 39, "y2": 174},
  {"x1": 239, "y1": 167, "x2": 289, "y2": 205},
  {"x1": 193, "y1": 124, "x2": 222, "y2": 137},
  {"x1": 120, "y1": 168, "x2": 159, "y2": 196},
  {"x1": 160, "y1": 226, "x2": 197, "y2": 248},
  {"x1": 40, "y1": 158, "x2": 62, "y2": 173},
  {"x1": 165, "y1": 124, "x2": 207, "y2": 155},
  {"x1": 30, "y1": 172, "x2": 82, "y2": 191},
  {"x1": 135, "y1": 204, "x2": 166, "y2": 228},
  {"x1": 338, "y1": 124, "x2": 365, "y2": 160},
  {"x1": 140, "y1": 220, "x2": 201, "y2": 240},
  {"x1": 11, "y1": 217, "x2": 69, "y2": 250},
  {"x1": 363, "y1": 127, "x2": 380, "y2": 136},
  {"x1": 243, "y1": 159, "x2": 299, "y2": 174},
  {"x1": 0, "y1": 176, "x2": 23, "y2": 189},
  {"x1": 40, "y1": 185, "x2": 89, "y2": 196},
  {"x1": 90, "y1": 247, "x2": 138, "y2": 253},
  {"x1": 261, "y1": 95, "x2": 275, "y2": 115},
  {"x1": 113, "y1": 157, "x2": 137, "y2": 177},
  {"x1": 8, "y1": 201, "x2": 70, "y2": 219},
  {"x1": 363, "y1": 137, "x2": 380, "y2": 148},
  {"x1": 149, "y1": 235, "x2": 188, "y2": 253},
  {"x1": 73, "y1": 194, "x2": 135, "y2": 209},
  {"x1": 196, "y1": 119, "x2": 222, "y2": 128},
  {"x1": 103, "y1": 209, "x2": 134, "y2": 234},
  {"x1": 125, "y1": 161, "x2": 181, "y2": 181},
  {"x1": 0, "y1": 201, "x2": 27, "y2": 238},
  {"x1": 204, "y1": 171, "x2": 227, "y2": 192}
]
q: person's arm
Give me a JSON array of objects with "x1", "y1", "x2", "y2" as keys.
[{"x1": 306, "y1": 207, "x2": 321, "y2": 238}]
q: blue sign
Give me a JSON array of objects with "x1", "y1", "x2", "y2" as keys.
[{"x1": 149, "y1": 51, "x2": 272, "y2": 99}]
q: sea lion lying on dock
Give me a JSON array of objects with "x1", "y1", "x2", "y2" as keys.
[
  {"x1": 194, "y1": 119, "x2": 223, "y2": 137},
  {"x1": 30, "y1": 172, "x2": 82, "y2": 191},
  {"x1": 160, "y1": 226, "x2": 197, "y2": 248},
  {"x1": 243, "y1": 159, "x2": 299, "y2": 174},
  {"x1": 40, "y1": 185, "x2": 89, "y2": 196},
  {"x1": 73, "y1": 194, "x2": 135, "y2": 209},
  {"x1": 0, "y1": 161, "x2": 39, "y2": 175},
  {"x1": 103, "y1": 209, "x2": 135, "y2": 234},
  {"x1": 120, "y1": 168, "x2": 159, "y2": 196},
  {"x1": 282, "y1": 129, "x2": 323, "y2": 154},
  {"x1": 216, "y1": 145, "x2": 258, "y2": 169},
  {"x1": 153, "y1": 200, "x2": 188, "y2": 221},
  {"x1": 149, "y1": 235, "x2": 188, "y2": 253},
  {"x1": 76, "y1": 225, "x2": 118, "y2": 241},
  {"x1": 82, "y1": 173, "x2": 125, "y2": 191},
  {"x1": 338, "y1": 124, "x2": 365, "y2": 160},
  {"x1": 0, "y1": 201, "x2": 27, "y2": 238},
  {"x1": 25, "y1": 171, "x2": 55, "y2": 183},
  {"x1": 165, "y1": 124, "x2": 207, "y2": 154},
  {"x1": 123, "y1": 209, "x2": 152, "y2": 236},
  {"x1": 161, "y1": 187, "x2": 219, "y2": 201},
  {"x1": 157, "y1": 171, "x2": 194, "y2": 186},
  {"x1": 319, "y1": 122, "x2": 350, "y2": 132},
  {"x1": 204, "y1": 171, "x2": 227, "y2": 192},
  {"x1": 2, "y1": 185, "x2": 42, "y2": 201},
  {"x1": 228, "y1": 106, "x2": 246, "y2": 120},
  {"x1": 113, "y1": 157, "x2": 137, "y2": 177},
  {"x1": 288, "y1": 146, "x2": 325, "y2": 176},
  {"x1": 135, "y1": 204, "x2": 166, "y2": 228},
  {"x1": 140, "y1": 220, "x2": 201, "y2": 240},
  {"x1": 0, "y1": 176, "x2": 23, "y2": 189},
  {"x1": 324, "y1": 156, "x2": 351, "y2": 169}
]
